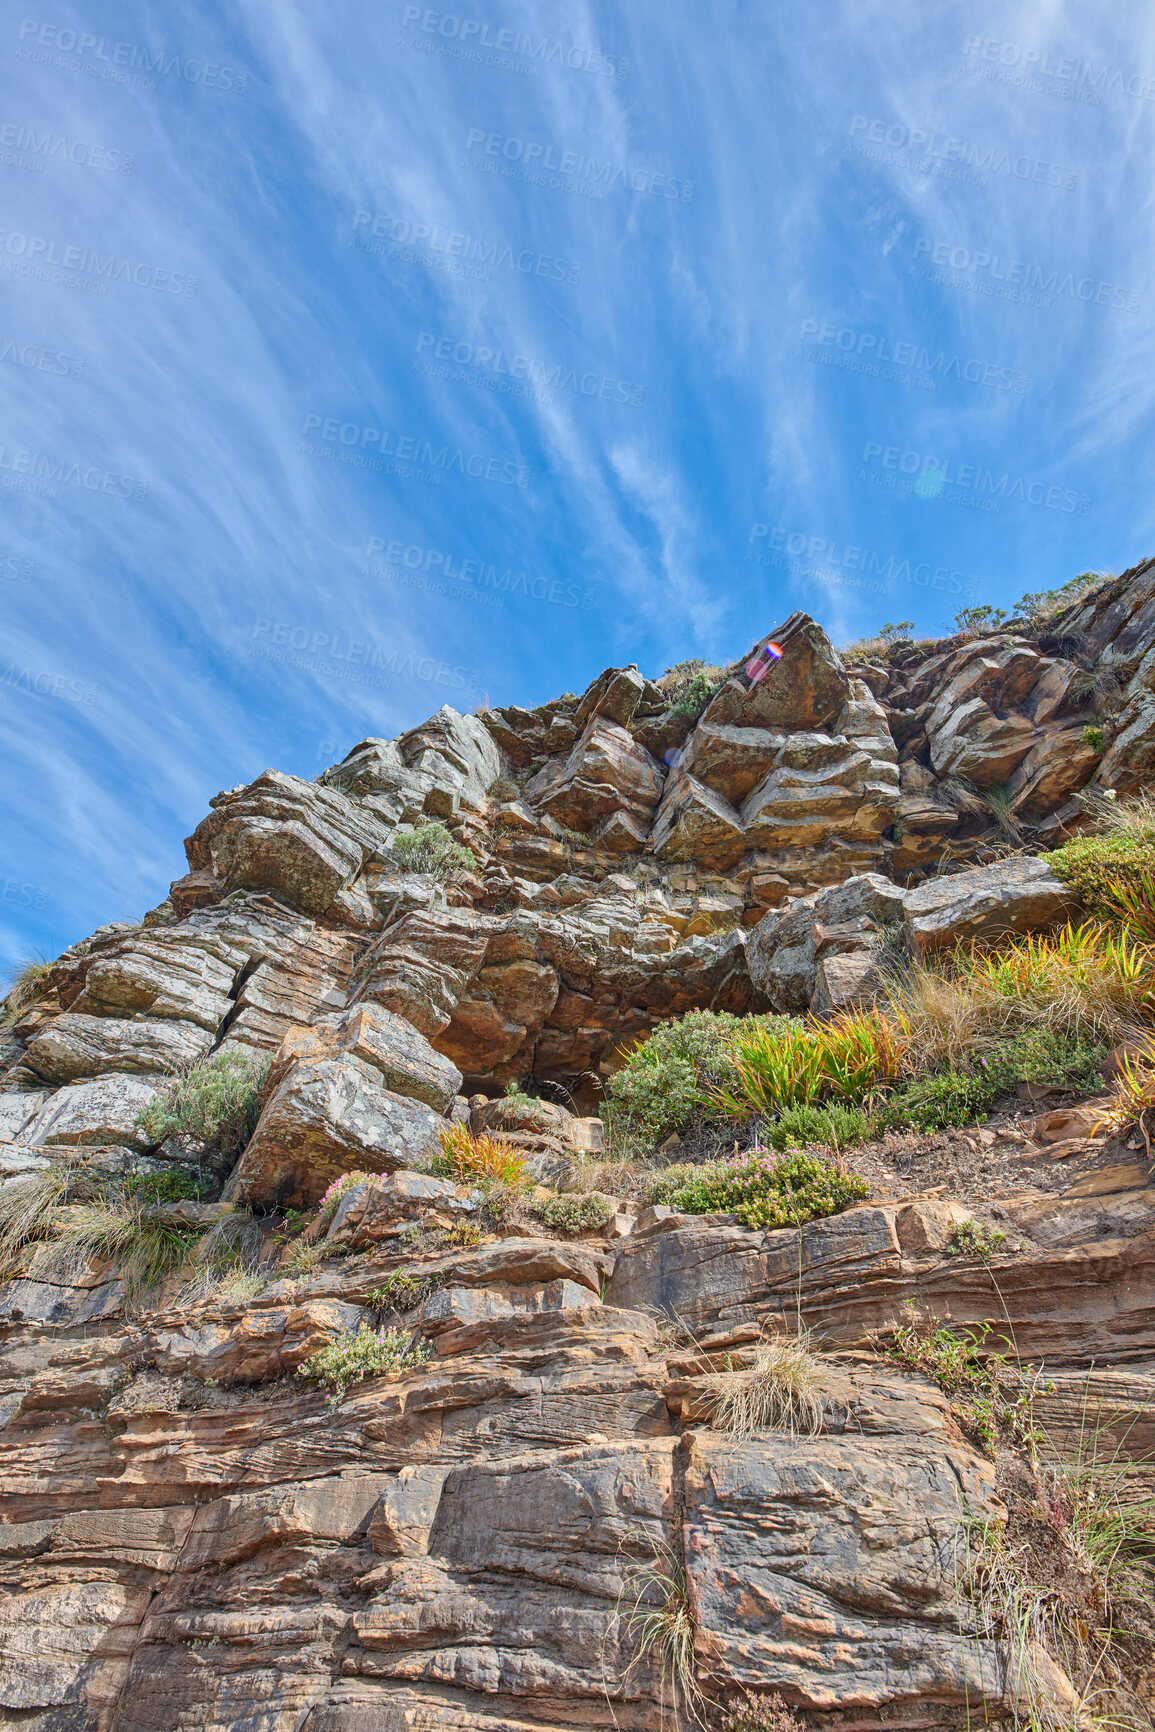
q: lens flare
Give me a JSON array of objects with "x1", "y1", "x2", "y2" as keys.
[
  {"x1": 746, "y1": 641, "x2": 783, "y2": 684},
  {"x1": 663, "y1": 746, "x2": 682, "y2": 769}
]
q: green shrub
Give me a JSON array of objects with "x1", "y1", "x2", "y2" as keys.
[
  {"x1": 649, "y1": 1147, "x2": 868, "y2": 1232},
  {"x1": 887, "y1": 1317, "x2": 1036, "y2": 1454},
  {"x1": 879, "y1": 1069, "x2": 989, "y2": 1131},
  {"x1": 369, "y1": 1270, "x2": 440, "y2": 1311},
  {"x1": 387, "y1": 823, "x2": 473, "y2": 879},
  {"x1": 1044, "y1": 797, "x2": 1155, "y2": 922},
  {"x1": 1082, "y1": 724, "x2": 1104, "y2": 753},
  {"x1": 668, "y1": 670, "x2": 721, "y2": 722},
  {"x1": 760, "y1": 1100, "x2": 874, "y2": 1151},
  {"x1": 947, "y1": 1220, "x2": 1010, "y2": 1262},
  {"x1": 600, "y1": 1009, "x2": 756, "y2": 1154},
  {"x1": 536, "y1": 1192, "x2": 614, "y2": 1236},
  {"x1": 880, "y1": 1029, "x2": 1107, "y2": 1134},
  {"x1": 122, "y1": 1169, "x2": 209, "y2": 1206},
  {"x1": 296, "y1": 1324, "x2": 431, "y2": 1404},
  {"x1": 136, "y1": 1050, "x2": 269, "y2": 1159},
  {"x1": 954, "y1": 603, "x2": 1009, "y2": 636}
]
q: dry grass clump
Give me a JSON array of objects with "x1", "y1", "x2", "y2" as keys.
[
  {"x1": 40, "y1": 1198, "x2": 194, "y2": 1302},
  {"x1": 1, "y1": 955, "x2": 52, "y2": 1026},
  {"x1": 702, "y1": 1333, "x2": 824, "y2": 1440},
  {"x1": 956, "y1": 1376, "x2": 1155, "y2": 1732},
  {"x1": 889, "y1": 923, "x2": 1155, "y2": 1071},
  {"x1": 617, "y1": 1535, "x2": 704, "y2": 1727}
]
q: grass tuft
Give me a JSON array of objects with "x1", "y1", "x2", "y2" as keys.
[
  {"x1": 435, "y1": 1123, "x2": 527, "y2": 1186},
  {"x1": 703, "y1": 1333, "x2": 823, "y2": 1440}
]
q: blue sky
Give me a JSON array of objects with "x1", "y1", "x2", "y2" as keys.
[{"x1": 2, "y1": 0, "x2": 1154, "y2": 968}]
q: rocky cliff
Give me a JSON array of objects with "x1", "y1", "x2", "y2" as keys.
[{"x1": 1, "y1": 564, "x2": 1154, "y2": 1731}]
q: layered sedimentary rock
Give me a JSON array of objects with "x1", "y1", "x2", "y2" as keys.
[{"x1": 4, "y1": 563, "x2": 1155, "y2": 1729}]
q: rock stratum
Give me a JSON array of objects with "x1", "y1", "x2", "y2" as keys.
[{"x1": 2, "y1": 564, "x2": 1155, "y2": 1731}]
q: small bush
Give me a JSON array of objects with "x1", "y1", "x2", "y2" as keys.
[
  {"x1": 955, "y1": 603, "x2": 1010, "y2": 636},
  {"x1": 1046, "y1": 794, "x2": 1155, "y2": 924},
  {"x1": 649, "y1": 1146, "x2": 868, "y2": 1232},
  {"x1": 947, "y1": 1220, "x2": 1010, "y2": 1261},
  {"x1": 879, "y1": 1068, "x2": 991, "y2": 1131},
  {"x1": 135, "y1": 1049, "x2": 269, "y2": 1160},
  {"x1": 487, "y1": 775, "x2": 519, "y2": 802},
  {"x1": 387, "y1": 823, "x2": 473, "y2": 879},
  {"x1": 1082, "y1": 723, "x2": 1104, "y2": 753},
  {"x1": 296, "y1": 1324, "x2": 431, "y2": 1404},
  {"x1": 703, "y1": 1334, "x2": 823, "y2": 1439},
  {"x1": 890, "y1": 924, "x2": 1152, "y2": 1063},
  {"x1": 760, "y1": 1100, "x2": 874, "y2": 1151},
  {"x1": 123, "y1": 1169, "x2": 209, "y2": 1206},
  {"x1": 719, "y1": 1693, "x2": 803, "y2": 1732},
  {"x1": 536, "y1": 1192, "x2": 614, "y2": 1236},
  {"x1": 880, "y1": 1029, "x2": 1108, "y2": 1134},
  {"x1": 601, "y1": 1009, "x2": 768, "y2": 1155},
  {"x1": 443, "y1": 1219, "x2": 483, "y2": 1248},
  {"x1": 502, "y1": 1079, "x2": 538, "y2": 1109},
  {"x1": 668, "y1": 669, "x2": 721, "y2": 722},
  {"x1": 436, "y1": 1123, "x2": 527, "y2": 1185},
  {"x1": 887, "y1": 1317, "x2": 1035, "y2": 1454},
  {"x1": 369, "y1": 1270, "x2": 440, "y2": 1311}
]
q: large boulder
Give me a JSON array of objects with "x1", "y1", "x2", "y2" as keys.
[
  {"x1": 929, "y1": 699, "x2": 1039, "y2": 785},
  {"x1": 747, "y1": 873, "x2": 906, "y2": 1012},
  {"x1": 23, "y1": 1014, "x2": 212, "y2": 1085},
  {"x1": 185, "y1": 770, "x2": 396, "y2": 916},
  {"x1": 225, "y1": 1054, "x2": 447, "y2": 1210},
  {"x1": 700, "y1": 612, "x2": 850, "y2": 732},
  {"x1": 20, "y1": 1076, "x2": 160, "y2": 1151},
  {"x1": 272, "y1": 1003, "x2": 463, "y2": 1114},
  {"x1": 1007, "y1": 726, "x2": 1099, "y2": 818},
  {"x1": 903, "y1": 856, "x2": 1081, "y2": 956}
]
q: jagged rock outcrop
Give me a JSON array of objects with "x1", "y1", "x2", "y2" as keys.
[{"x1": 4, "y1": 563, "x2": 1155, "y2": 1730}]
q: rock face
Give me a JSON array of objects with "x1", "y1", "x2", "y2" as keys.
[{"x1": 4, "y1": 565, "x2": 1155, "y2": 1729}]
